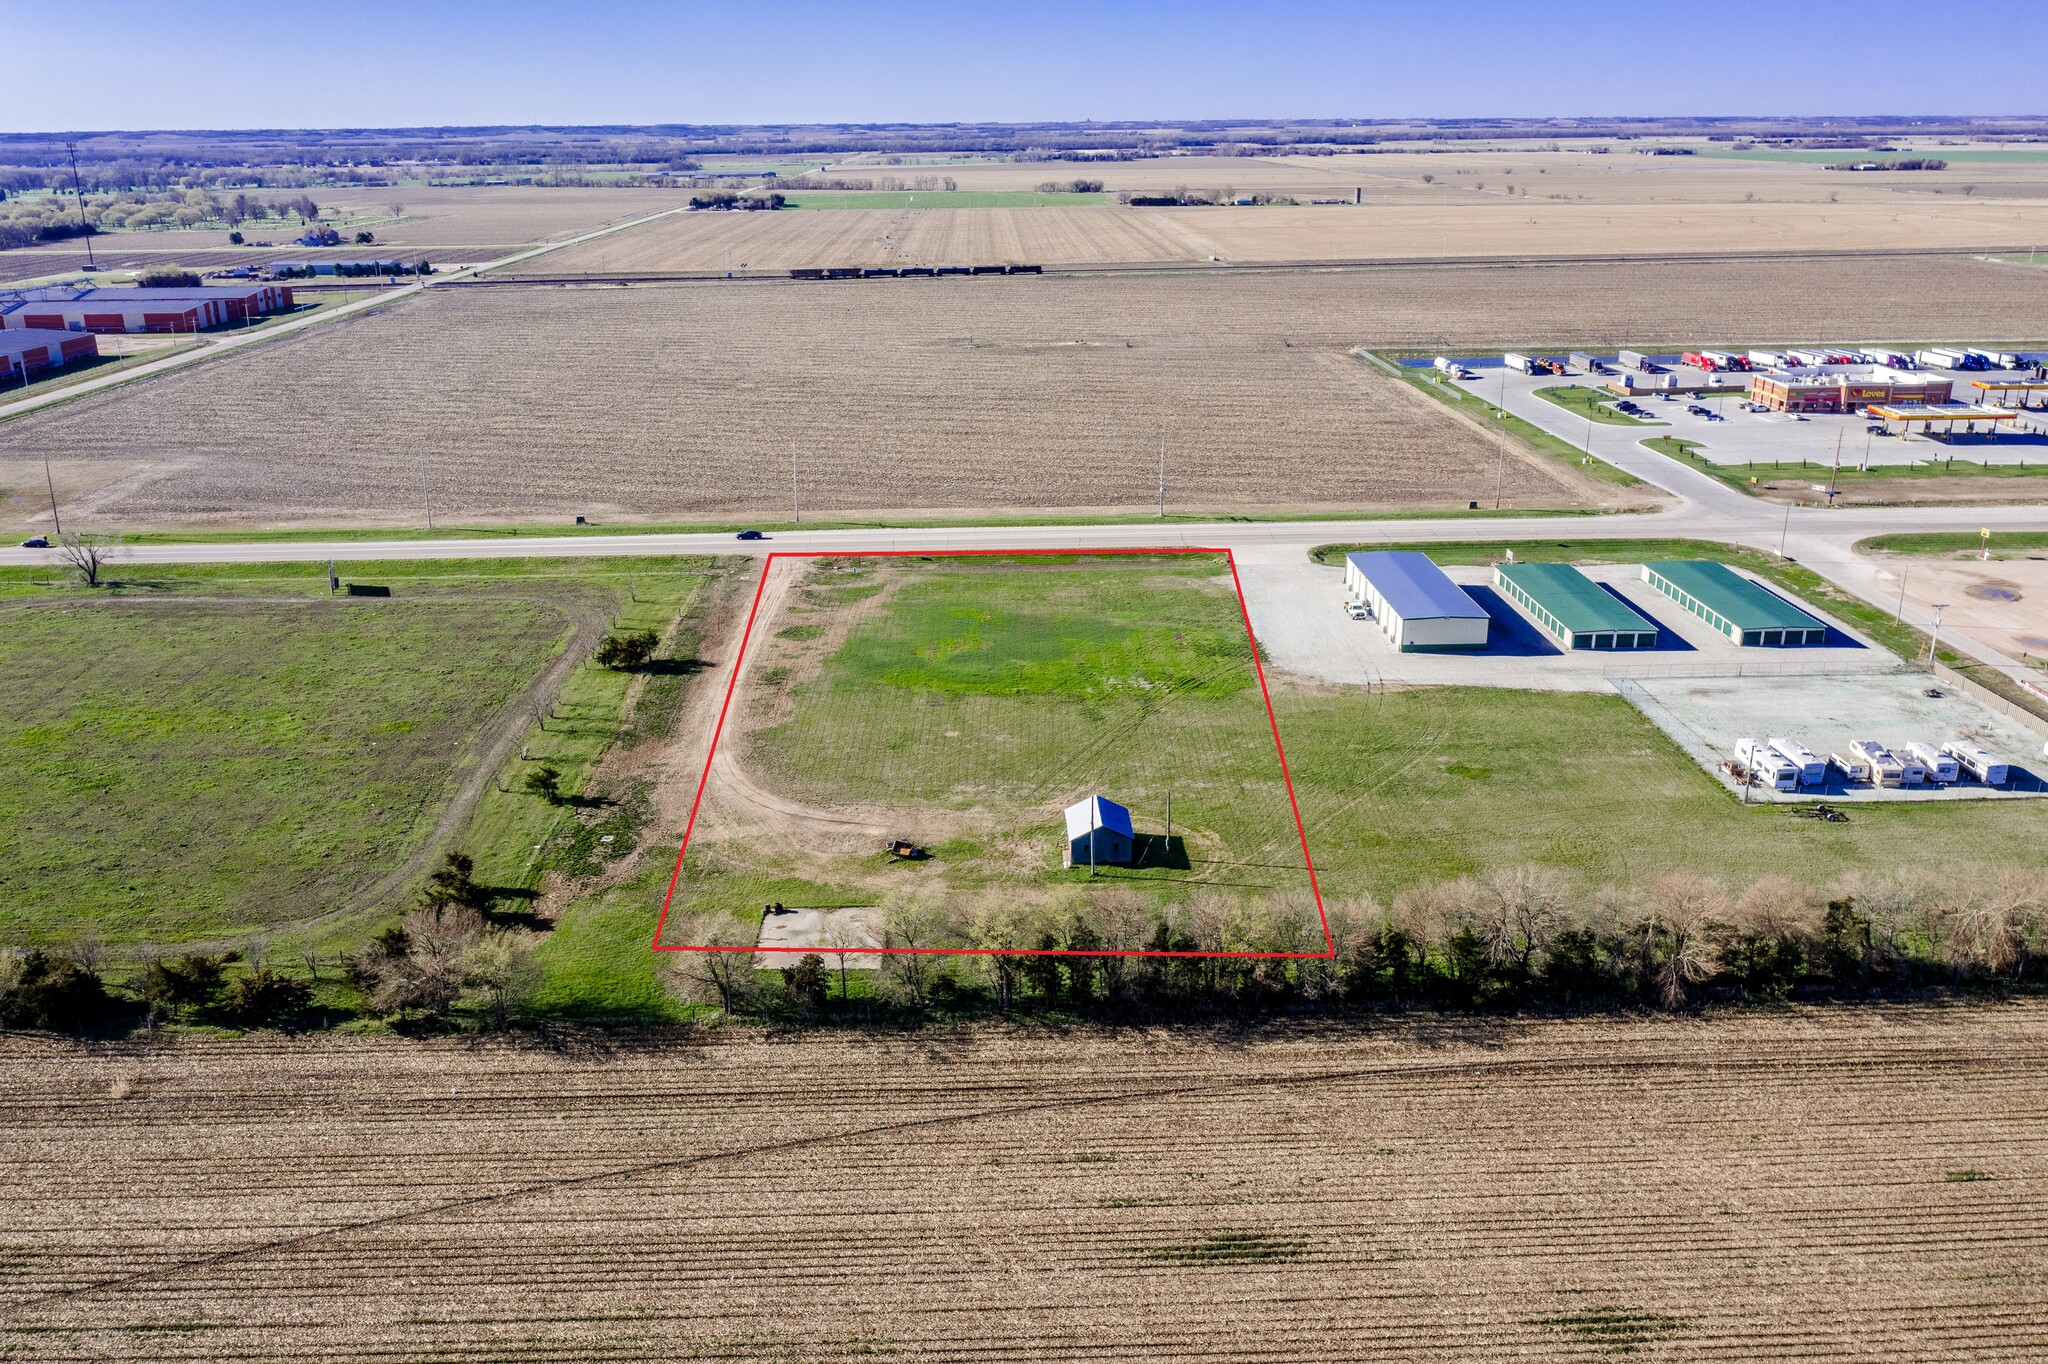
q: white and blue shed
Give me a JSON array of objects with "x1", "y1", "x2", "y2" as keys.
[{"x1": 1063, "y1": 795, "x2": 1134, "y2": 867}]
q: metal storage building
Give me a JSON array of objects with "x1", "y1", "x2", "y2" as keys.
[
  {"x1": 1345, "y1": 551, "x2": 1490, "y2": 652},
  {"x1": 1063, "y1": 795, "x2": 1134, "y2": 868},
  {"x1": 1, "y1": 327, "x2": 99, "y2": 382},
  {"x1": 1493, "y1": 562, "x2": 1658, "y2": 650},
  {"x1": 1640, "y1": 561, "x2": 1827, "y2": 647}
]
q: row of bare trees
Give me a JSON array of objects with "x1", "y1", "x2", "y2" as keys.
[{"x1": 664, "y1": 864, "x2": 2048, "y2": 1023}]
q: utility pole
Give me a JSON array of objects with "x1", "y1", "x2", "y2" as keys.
[
  {"x1": 791, "y1": 443, "x2": 800, "y2": 524},
  {"x1": 1828, "y1": 428, "x2": 1842, "y2": 501},
  {"x1": 1777, "y1": 496, "x2": 1792, "y2": 556},
  {"x1": 1927, "y1": 603, "x2": 1949, "y2": 666},
  {"x1": 1157, "y1": 435, "x2": 1165, "y2": 518},
  {"x1": 43, "y1": 449, "x2": 62, "y2": 537},
  {"x1": 1494, "y1": 438, "x2": 1506, "y2": 509},
  {"x1": 1164, "y1": 789, "x2": 1171, "y2": 860},
  {"x1": 422, "y1": 464, "x2": 432, "y2": 531},
  {"x1": 66, "y1": 142, "x2": 96, "y2": 270},
  {"x1": 1895, "y1": 564, "x2": 1909, "y2": 623}
]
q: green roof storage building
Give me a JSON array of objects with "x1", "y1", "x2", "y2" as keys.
[
  {"x1": 1493, "y1": 562, "x2": 1660, "y2": 650},
  {"x1": 1640, "y1": 561, "x2": 1827, "y2": 647}
]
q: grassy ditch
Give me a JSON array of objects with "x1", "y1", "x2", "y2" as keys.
[
  {"x1": 1535, "y1": 384, "x2": 1665, "y2": 426},
  {"x1": 1857, "y1": 530, "x2": 2048, "y2": 558},
  {"x1": 1645, "y1": 435, "x2": 2048, "y2": 499},
  {"x1": 1358, "y1": 350, "x2": 1643, "y2": 489}
]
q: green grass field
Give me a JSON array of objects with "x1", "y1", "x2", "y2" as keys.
[
  {"x1": 1535, "y1": 385, "x2": 1666, "y2": 426},
  {"x1": 782, "y1": 191, "x2": 1110, "y2": 210},
  {"x1": 1359, "y1": 352, "x2": 1644, "y2": 490},
  {"x1": 666, "y1": 554, "x2": 1311, "y2": 936},
  {"x1": 0, "y1": 556, "x2": 712, "y2": 950}
]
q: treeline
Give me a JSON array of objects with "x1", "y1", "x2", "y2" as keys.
[
  {"x1": 1034, "y1": 179, "x2": 1104, "y2": 193},
  {"x1": 0, "y1": 187, "x2": 334, "y2": 250},
  {"x1": 11, "y1": 863, "x2": 2044, "y2": 1036},
  {"x1": 1826, "y1": 159, "x2": 1949, "y2": 171},
  {"x1": 0, "y1": 161, "x2": 394, "y2": 195},
  {"x1": 667, "y1": 864, "x2": 2048, "y2": 1024},
  {"x1": 777, "y1": 174, "x2": 959, "y2": 192},
  {"x1": 688, "y1": 191, "x2": 784, "y2": 211}
]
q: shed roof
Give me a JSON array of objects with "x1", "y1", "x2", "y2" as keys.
[
  {"x1": 1064, "y1": 795, "x2": 1133, "y2": 841},
  {"x1": 1346, "y1": 551, "x2": 1488, "y2": 622},
  {"x1": 0, "y1": 327, "x2": 91, "y2": 354},
  {"x1": 1497, "y1": 563, "x2": 1657, "y2": 635},
  {"x1": 1644, "y1": 561, "x2": 1824, "y2": 633}
]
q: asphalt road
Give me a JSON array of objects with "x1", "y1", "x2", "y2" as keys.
[{"x1": 1, "y1": 324, "x2": 2042, "y2": 680}]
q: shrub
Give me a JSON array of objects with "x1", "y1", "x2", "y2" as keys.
[
  {"x1": 217, "y1": 969, "x2": 312, "y2": 1028},
  {"x1": 141, "y1": 952, "x2": 237, "y2": 1017},
  {"x1": 523, "y1": 764, "x2": 564, "y2": 804},
  {"x1": 595, "y1": 630, "x2": 659, "y2": 670},
  {"x1": 0, "y1": 951, "x2": 120, "y2": 1032},
  {"x1": 138, "y1": 267, "x2": 202, "y2": 288}
]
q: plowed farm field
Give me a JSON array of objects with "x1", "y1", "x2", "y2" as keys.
[
  {"x1": 0, "y1": 273, "x2": 1599, "y2": 528},
  {"x1": 6, "y1": 1005, "x2": 2046, "y2": 1361},
  {"x1": 516, "y1": 204, "x2": 1212, "y2": 272},
  {"x1": 10, "y1": 253, "x2": 2043, "y2": 528},
  {"x1": 526, "y1": 199, "x2": 2048, "y2": 273}
]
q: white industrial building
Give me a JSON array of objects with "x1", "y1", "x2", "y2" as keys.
[
  {"x1": 1344, "y1": 551, "x2": 1490, "y2": 652},
  {"x1": 1063, "y1": 795, "x2": 1134, "y2": 868}
]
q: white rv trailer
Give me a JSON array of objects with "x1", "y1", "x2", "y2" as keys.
[
  {"x1": 1767, "y1": 738, "x2": 1828, "y2": 786},
  {"x1": 1905, "y1": 742, "x2": 1961, "y2": 783},
  {"x1": 1734, "y1": 738, "x2": 1800, "y2": 792},
  {"x1": 1829, "y1": 750, "x2": 1874, "y2": 785},
  {"x1": 1849, "y1": 740, "x2": 1922, "y2": 788},
  {"x1": 1942, "y1": 741, "x2": 2009, "y2": 786}
]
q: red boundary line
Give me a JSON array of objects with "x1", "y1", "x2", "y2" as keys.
[{"x1": 652, "y1": 547, "x2": 1332, "y2": 960}]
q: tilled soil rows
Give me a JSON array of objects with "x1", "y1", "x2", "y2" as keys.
[
  {"x1": 7, "y1": 254, "x2": 2042, "y2": 527},
  {"x1": 3, "y1": 1006, "x2": 2045, "y2": 1361}
]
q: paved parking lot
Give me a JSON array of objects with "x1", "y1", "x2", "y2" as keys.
[{"x1": 1439, "y1": 358, "x2": 2048, "y2": 470}]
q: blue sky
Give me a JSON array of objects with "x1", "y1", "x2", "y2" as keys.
[{"x1": 8, "y1": 0, "x2": 2041, "y2": 132}]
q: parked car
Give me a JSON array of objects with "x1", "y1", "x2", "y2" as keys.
[
  {"x1": 19, "y1": 536, "x2": 48, "y2": 548},
  {"x1": 1345, "y1": 601, "x2": 1370, "y2": 621},
  {"x1": 735, "y1": 529, "x2": 765, "y2": 541}
]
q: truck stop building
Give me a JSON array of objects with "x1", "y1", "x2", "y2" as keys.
[
  {"x1": 1641, "y1": 561, "x2": 1827, "y2": 647},
  {"x1": 1747, "y1": 365, "x2": 1952, "y2": 414},
  {"x1": 1345, "y1": 551, "x2": 1490, "y2": 652},
  {"x1": 1494, "y1": 562, "x2": 1659, "y2": 650}
]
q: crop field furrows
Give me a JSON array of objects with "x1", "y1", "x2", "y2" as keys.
[
  {"x1": 0, "y1": 277, "x2": 1605, "y2": 527},
  {"x1": 4, "y1": 1007, "x2": 2047, "y2": 1360},
  {"x1": 514, "y1": 206, "x2": 1214, "y2": 273}
]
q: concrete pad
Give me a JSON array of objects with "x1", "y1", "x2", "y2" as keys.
[
  {"x1": 754, "y1": 905, "x2": 882, "y2": 969},
  {"x1": 1615, "y1": 669, "x2": 2048, "y2": 802}
]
